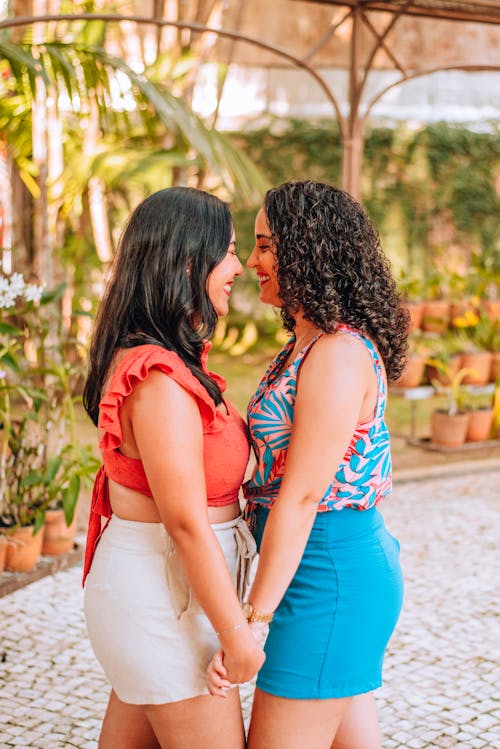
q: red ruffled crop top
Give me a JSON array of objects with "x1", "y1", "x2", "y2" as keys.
[{"x1": 82, "y1": 342, "x2": 250, "y2": 584}]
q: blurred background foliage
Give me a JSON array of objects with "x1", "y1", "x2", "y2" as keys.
[
  {"x1": 0, "y1": 7, "x2": 498, "y2": 357},
  {"x1": 227, "y1": 118, "x2": 500, "y2": 351}
]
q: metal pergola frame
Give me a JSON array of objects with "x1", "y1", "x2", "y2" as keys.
[
  {"x1": 293, "y1": 0, "x2": 500, "y2": 196},
  {"x1": 1, "y1": 6, "x2": 499, "y2": 199},
  {"x1": 299, "y1": 0, "x2": 500, "y2": 25}
]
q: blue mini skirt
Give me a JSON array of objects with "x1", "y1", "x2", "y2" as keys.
[{"x1": 250, "y1": 504, "x2": 404, "y2": 700}]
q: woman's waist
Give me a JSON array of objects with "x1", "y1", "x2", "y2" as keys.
[
  {"x1": 243, "y1": 469, "x2": 391, "y2": 506},
  {"x1": 108, "y1": 478, "x2": 240, "y2": 523},
  {"x1": 250, "y1": 502, "x2": 386, "y2": 546},
  {"x1": 99, "y1": 508, "x2": 244, "y2": 553}
]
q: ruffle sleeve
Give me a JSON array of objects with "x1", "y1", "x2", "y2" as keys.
[{"x1": 98, "y1": 344, "x2": 222, "y2": 451}]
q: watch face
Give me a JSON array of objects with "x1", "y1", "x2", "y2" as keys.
[{"x1": 242, "y1": 602, "x2": 253, "y2": 619}]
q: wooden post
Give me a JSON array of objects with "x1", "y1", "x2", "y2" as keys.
[{"x1": 341, "y1": 5, "x2": 364, "y2": 201}]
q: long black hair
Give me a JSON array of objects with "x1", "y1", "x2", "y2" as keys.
[
  {"x1": 83, "y1": 187, "x2": 232, "y2": 425},
  {"x1": 264, "y1": 180, "x2": 409, "y2": 381}
]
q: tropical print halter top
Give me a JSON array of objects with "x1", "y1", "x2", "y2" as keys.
[{"x1": 243, "y1": 324, "x2": 392, "y2": 512}]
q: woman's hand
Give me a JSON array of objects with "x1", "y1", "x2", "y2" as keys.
[
  {"x1": 207, "y1": 626, "x2": 265, "y2": 696},
  {"x1": 222, "y1": 625, "x2": 266, "y2": 685},
  {"x1": 207, "y1": 650, "x2": 232, "y2": 698}
]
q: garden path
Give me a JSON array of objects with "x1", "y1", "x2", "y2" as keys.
[{"x1": 0, "y1": 467, "x2": 499, "y2": 748}]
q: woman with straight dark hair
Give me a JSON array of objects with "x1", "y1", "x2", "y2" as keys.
[
  {"x1": 83, "y1": 187, "x2": 264, "y2": 749},
  {"x1": 208, "y1": 180, "x2": 408, "y2": 749}
]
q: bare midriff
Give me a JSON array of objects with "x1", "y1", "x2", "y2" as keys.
[{"x1": 109, "y1": 478, "x2": 241, "y2": 524}]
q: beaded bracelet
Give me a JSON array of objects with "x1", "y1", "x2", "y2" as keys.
[{"x1": 216, "y1": 622, "x2": 246, "y2": 637}]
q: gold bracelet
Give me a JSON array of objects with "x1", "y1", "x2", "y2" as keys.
[
  {"x1": 242, "y1": 601, "x2": 274, "y2": 624},
  {"x1": 216, "y1": 622, "x2": 247, "y2": 637}
]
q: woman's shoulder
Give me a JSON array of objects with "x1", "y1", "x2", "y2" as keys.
[
  {"x1": 306, "y1": 327, "x2": 371, "y2": 363},
  {"x1": 296, "y1": 327, "x2": 376, "y2": 390},
  {"x1": 99, "y1": 345, "x2": 219, "y2": 450},
  {"x1": 110, "y1": 343, "x2": 188, "y2": 377}
]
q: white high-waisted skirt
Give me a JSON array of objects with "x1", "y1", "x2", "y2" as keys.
[{"x1": 84, "y1": 514, "x2": 256, "y2": 705}]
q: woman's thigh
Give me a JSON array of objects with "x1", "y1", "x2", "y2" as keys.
[
  {"x1": 98, "y1": 690, "x2": 161, "y2": 749},
  {"x1": 145, "y1": 687, "x2": 245, "y2": 749},
  {"x1": 247, "y1": 688, "x2": 352, "y2": 749},
  {"x1": 331, "y1": 692, "x2": 381, "y2": 749}
]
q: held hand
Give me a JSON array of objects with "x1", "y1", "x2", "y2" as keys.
[
  {"x1": 219, "y1": 626, "x2": 265, "y2": 685},
  {"x1": 206, "y1": 650, "x2": 232, "y2": 698}
]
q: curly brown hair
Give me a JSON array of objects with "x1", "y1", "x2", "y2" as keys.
[{"x1": 264, "y1": 180, "x2": 409, "y2": 381}]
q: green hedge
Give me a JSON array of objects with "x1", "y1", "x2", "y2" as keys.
[{"x1": 229, "y1": 119, "x2": 500, "y2": 282}]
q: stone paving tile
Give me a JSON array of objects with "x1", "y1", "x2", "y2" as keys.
[{"x1": 0, "y1": 470, "x2": 499, "y2": 748}]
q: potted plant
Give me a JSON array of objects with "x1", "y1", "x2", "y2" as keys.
[
  {"x1": 428, "y1": 362, "x2": 474, "y2": 447},
  {"x1": 0, "y1": 273, "x2": 99, "y2": 570},
  {"x1": 447, "y1": 270, "x2": 479, "y2": 321},
  {"x1": 393, "y1": 331, "x2": 432, "y2": 388},
  {"x1": 425, "y1": 332, "x2": 463, "y2": 386},
  {"x1": 493, "y1": 379, "x2": 500, "y2": 439},
  {"x1": 490, "y1": 327, "x2": 500, "y2": 383},
  {"x1": 452, "y1": 312, "x2": 496, "y2": 385},
  {"x1": 397, "y1": 270, "x2": 424, "y2": 333},
  {"x1": 422, "y1": 269, "x2": 450, "y2": 334},
  {"x1": 462, "y1": 390, "x2": 495, "y2": 443},
  {"x1": 475, "y1": 265, "x2": 500, "y2": 322}
]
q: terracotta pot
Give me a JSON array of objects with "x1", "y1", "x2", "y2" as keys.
[
  {"x1": 393, "y1": 355, "x2": 426, "y2": 388},
  {"x1": 422, "y1": 300, "x2": 450, "y2": 333},
  {"x1": 449, "y1": 299, "x2": 477, "y2": 323},
  {"x1": 5, "y1": 524, "x2": 45, "y2": 573},
  {"x1": 430, "y1": 410, "x2": 470, "y2": 448},
  {"x1": 0, "y1": 535, "x2": 7, "y2": 574},
  {"x1": 42, "y1": 509, "x2": 77, "y2": 556},
  {"x1": 490, "y1": 352, "x2": 500, "y2": 383},
  {"x1": 426, "y1": 355, "x2": 462, "y2": 387},
  {"x1": 461, "y1": 351, "x2": 493, "y2": 385},
  {"x1": 404, "y1": 302, "x2": 424, "y2": 333},
  {"x1": 484, "y1": 300, "x2": 500, "y2": 322},
  {"x1": 466, "y1": 408, "x2": 494, "y2": 442}
]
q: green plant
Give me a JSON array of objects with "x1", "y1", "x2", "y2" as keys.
[
  {"x1": 493, "y1": 381, "x2": 500, "y2": 434},
  {"x1": 407, "y1": 331, "x2": 434, "y2": 357},
  {"x1": 452, "y1": 311, "x2": 499, "y2": 352},
  {"x1": 0, "y1": 273, "x2": 99, "y2": 534},
  {"x1": 427, "y1": 360, "x2": 477, "y2": 415},
  {"x1": 423, "y1": 270, "x2": 449, "y2": 301},
  {"x1": 447, "y1": 271, "x2": 474, "y2": 302},
  {"x1": 397, "y1": 270, "x2": 423, "y2": 302}
]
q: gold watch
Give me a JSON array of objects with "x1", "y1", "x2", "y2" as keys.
[{"x1": 242, "y1": 601, "x2": 274, "y2": 624}]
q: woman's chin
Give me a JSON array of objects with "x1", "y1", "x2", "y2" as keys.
[
  {"x1": 259, "y1": 290, "x2": 281, "y2": 307},
  {"x1": 213, "y1": 300, "x2": 230, "y2": 317}
]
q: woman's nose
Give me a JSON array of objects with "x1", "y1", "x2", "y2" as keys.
[
  {"x1": 235, "y1": 256, "x2": 244, "y2": 276},
  {"x1": 247, "y1": 246, "x2": 258, "y2": 269}
]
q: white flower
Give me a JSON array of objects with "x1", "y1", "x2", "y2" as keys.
[
  {"x1": 0, "y1": 291, "x2": 16, "y2": 309},
  {"x1": 24, "y1": 284, "x2": 44, "y2": 304},
  {"x1": 0, "y1": 369, "x2": 6, "y2": 379},
  {"x1": 9, "y1": 273, "x2": 25, "y2": 294}
]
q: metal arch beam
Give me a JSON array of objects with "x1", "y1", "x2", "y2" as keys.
[
  {"x1": 294, "y1": 0, "x2": 500, "y2": 197},
  {"x1": 1, "y1": 10, "x2": 498, "y2": 200},
  {"x1": 0, "y1": 12, "x2": 347, "y2": 137},
  {"x1": 338, "y1": 2, "x2": 500, "y2": 196},
  {"x1": 295, "y1": 1, "x2": 500, "y2": 26},
  {"x1": 362, "y1": 63, "x2": 500, "y2": 125}
]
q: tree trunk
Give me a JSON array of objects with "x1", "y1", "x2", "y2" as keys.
[{"x1": 84, "y1": 100, "x2": 114, "y2": 266}]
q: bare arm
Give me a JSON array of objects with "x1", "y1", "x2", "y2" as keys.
[
  {"x1": 128, "y1": 370, "x2": 264, "y2": 683},
  {"x1": 247, "y1": 334, "x2": 377, "y2": 614}
]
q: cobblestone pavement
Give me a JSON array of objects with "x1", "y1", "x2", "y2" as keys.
[{"x1": 1, "y1": 470, "x2": 499, "y2": 749}]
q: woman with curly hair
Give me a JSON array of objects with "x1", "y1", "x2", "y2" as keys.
[{"x1": 208, "y1": 180, "x2": 408, "y2": 748}]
